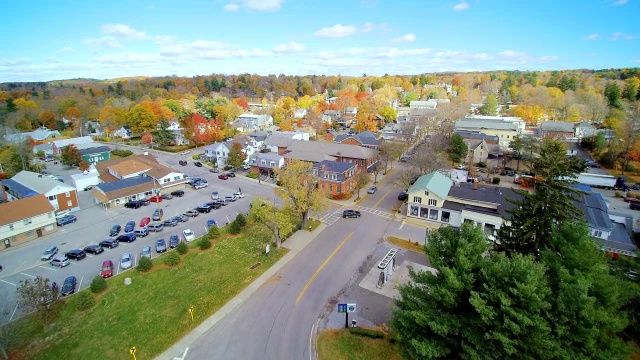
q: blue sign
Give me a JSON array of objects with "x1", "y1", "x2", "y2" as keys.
[{"x1": 338, "y1": 303, "x2": 347, "y2": 313}]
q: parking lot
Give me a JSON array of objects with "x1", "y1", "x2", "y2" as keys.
[{"x1": 0, "y1": 155, "x2": 277, "y2": 323}]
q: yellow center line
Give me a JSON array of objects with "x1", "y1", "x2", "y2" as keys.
[
  {"x1": 373, "y1": 187, "x2": 394, "y2": 209},
  {"x1": 295, "y1": 231, "x2": 353, "y2": 305}
]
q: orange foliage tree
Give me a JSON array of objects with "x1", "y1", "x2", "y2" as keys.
[{"x1": 232, "y1": 97, "x2": 249, "y2": 111}]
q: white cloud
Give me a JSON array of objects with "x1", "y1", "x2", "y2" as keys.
[
  {"x1": 471, "y1": 52, "x2": 491, "y2": 60},
  {"x1": 0, "y1": 58, "x2": 31, "y2": 66},
  {"x1": 101, "y1": 24, "x2": 147, "y2": 40},
  {"x1": 499, "y1": 50, "x2": 527, "y2": 58},
  {"x1": 272, "y1": 42, "x2": 305, "y2": 53},
  {"x1": 362, "y1": 22, "x2": 374, "y2": 33},
  {"x1": 374, "y1": 47, "x2": 431, "y2": 58},
  {"x1": 85, "y1": 36, "x2": 122, "y2": 49},
  {"x1": 56, "y1": 47, "x2": 76, "y2": 54},
  {"x1": 98, "y1": 52, "x2": 161, "y2": 64},
  {"x1": 314, "y1": 24, "x2": 358, "y2": 38},
  {"x1": 610, "y1": 32, "x2": 634, "y2": 40},
  {"x1": 539, "y1": 55, "x2": 558, "y2": 62},
  {"x1": 154, "y1": 35, "x2": 179, "y2": 45},
  {"x1": 452, "y1": 2, "x2": 469, "y2": 11},
  {"x1": 391, "y1": 33, "x2": 416, "y2": 43},
  {"x1": 223, "y1": 0, "x2": 283, "y2": 12},
  {"x1": 582, "y1": 33, "x2": 599, "y2": 40},
  {"x1": 612, "y1": 0, "x2": 628, "y2": 5}
]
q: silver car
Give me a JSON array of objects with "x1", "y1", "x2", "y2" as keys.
[
  {"x1": 50, "y1": 256, "x2": 70, "y2": 268},
  {"x1": 41, "y1": 246, "x2": 59, "y2": 261},
  {"x1": 140, "y1": 246, "x2": 152, "y2": 259},
  {"x1": 120, "y1": 252, "x2": 133, "y2": 270}
]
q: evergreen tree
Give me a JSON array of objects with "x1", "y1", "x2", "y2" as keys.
[
  {"x1": 604, "y1": 82, "x2": 623, "y2": 109},
  {"x1": 479, "y1": 94, "x2": 498, "y2": 116},
  {"x1": 447, "y1": 133, "x2": 468, "y2": 165}
]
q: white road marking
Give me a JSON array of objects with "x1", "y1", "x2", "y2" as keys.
[
  {"x1": 1, "y1": 279, "x2": 16, "y2": 286},
  {"x1": 78, "y1": 276, "x2": 84, "y2": 291},
  {"x1": 37, "y1": 266, "x2": 57, "y2": 272},
  {"x1": 399, "y1": 221, "x2": 405, "y2": 230},
  {"x1": 174, "y1": 347, "x2": 189, "y2": 360},
  {"x1": 20, "y1": 272, "x2": 37, "y2": 278},
  {"x1": 9, "y1": 305, "x2": 18, "y2": 321}
]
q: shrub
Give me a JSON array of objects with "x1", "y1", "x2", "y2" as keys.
[
  {"x1": 198, "y1": 237, "x2": 212, "y2": 250},
  {"x1": 164, "y1": 252, "x2": 181, "y2": 266},
  {"x1": 137, "y1": 256, "x2": 153, "y2": 272},
  {"x1": 75, "y1": 291, "x2": 96, "y2": 311},
  {"x1": 234, "y1": 213, "x2": 247, "y2": 227},
  {"x1": 90, "y1": 276, "x2": 107, "y2": 294},
  {"x1": 627, "y1": 191, "x2": 636, "y2": 198},
  {"x1": 176, "y1": 242, "x2": 189, "y2": 255},
  {"x1": 208, "y1": 225, "x2": 221, "y2": 239},
  {"x1": 246, "y1": 173, "x2": 258, "y2": 179},
  {"x1": 635, "y1": 193, "x2": 640, "y2": 200},
  {"x1": 111, "y1": 149, "x2": 133, "y2": 157},
  {"x1": 228, "y1": 220, "x2": 242, "y2": 234},
  {"x1": 349, "y1": 327, "x2": 384, "y2": 339},
  {"x1": 615, "y1": 190, "x2": 622, "y2": 197},
  {"x1": 223, "y1": 165, "x2": 233, "y2": 171},
  {"x1": 191, "y1": 154, "x2": 201, "y2": 160},
  {"x1": 492, "y1": 176, "x2": 501, "y2": 185},
  {"x1": 626, "y1": 163, "x2": 636, "y2": 173}
]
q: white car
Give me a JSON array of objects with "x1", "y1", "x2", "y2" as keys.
[
  {"x1": 120, "y1": 252, "x2": 133, "y2": 270},
  {"x1": 233, "y1": 192, "x2": 245, "y2": 198},
  {"x1": 181, "y1": 150, "x2": 191, "y2": 155},
  {"x1": 183, "y1": 229, "x2": 195, "y2": 242}
]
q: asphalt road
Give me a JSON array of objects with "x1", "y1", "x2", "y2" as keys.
[{"x1": 0, "y1": 150, "x2": 278, "y2": 323}]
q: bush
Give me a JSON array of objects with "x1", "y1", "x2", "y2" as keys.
[
  {"x1": 234, "y1": 213, "x2": 247, "y2": 227},
  {"x1": 228, "y1": 220, "x2": 242, "y2": 234},
  {"x1": 626, "y1": 163, "x2": 636, "y2": 173},
  {"x1": 224, "y1": 165, "x2": 233, "y2": 171},
  {"x1": 349, "y1": 327, "x2": 384, "y2": 339},
  {"x1": 164, "y1": 252, "x2": 181, "y2": 266},
  {"x1": 208, "y1": 225, "x2": 221, "y2": 239},
  {"x1": 90, "y1": 276, "x2": 107, "y2": 294},
  {"x1": 137, "y1": 256, "x2": 153, "y2": 272},
  {"x1": 615, "y1": 190, "x2": 622, "y2": 197},
  {"x1": 176, "y1": 242, "x2": 189, "y2": 255},
  {"x1": 191, "y1": 154, "x2": 201, "y2": 160},
  {"x1": 198, "y1": 237, "x2": 212, "y2": 250},
  {"x1": 246, "y1": 173, "x2": 258, "y2": 179},
  {"x1": 111, "y1": 149, "x2": 133, "y2": 157},
  {"x1": 492, "y1": 176, "x2": 501, "y2": 185},
  {"x1": 75, "y1": 291, "x2": 96, "y2": 311}
]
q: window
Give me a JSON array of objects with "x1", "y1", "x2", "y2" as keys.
[
  {"x1": 413, "y1": 196, "x2": 422, "y2": 204},
  {"x1": 270, "y1": 161, "x2": 275, "y2": 166},
  {"x1": 174, "y1": 176, "x2": 180, "y2": 181},
  {"x1": 484, "y1": 224, "x2": 496, "y2": 236},
  {"x1": 419, "y1": 207, "x2": 428, "y2": 218},
  {"x1": 48, "y1": 195, "x2": 56, "y2": 201},
  {"x1": 361, "y1": 160, "x2": 364, "y2": 166},
  {"x1": 441, "y1": 211, "x2": 450, "y2": 223},
  {"x1": 65, "y1": 192, "x2": 70, "y2": 197},
  {"x1": 67, "y1": 200, "x2": 72, "y2": 206},
  {"x1": 216, "y1": 151, "x2": 220, "y2": 155},
  {"x1": 24, "y1": 218, "x2": 32, "y2": 225},
  {"x1": 429, "y1": 209, "x2": 438, "y2": 220},
  {"x1": 9, "y1": 224, "x2": 14, "y2": 230},
  {"x1": 424, "y1": 191, "x2": 429, "y2": 196},
  {"x1": 337, "y1": 185, "x2": 341, "y2": 193},
  {"x1": 428, "y1": 199, "x2": 437, "y2": 206},
  {"x1": 463, "y1": 219, "x2": 474, "y2": 224},
  {"x1": 261, "y1": 160, "x2": 266, "y2": 166},
  {"x1": 329, "y1": 184, "x2": 333, "y2": 192},
  {"x1": 331, "y1": 174, "x2": 337, "y2": 180},
  {"x1": 593, "y1": 230, "x2": 603, "y2": 238},
  {"x1": 48, "y1": 212, "x2": 53, "y2": 218},
  {"x1": 164, "y1": 178, "x2": 169, "y2": 183}
]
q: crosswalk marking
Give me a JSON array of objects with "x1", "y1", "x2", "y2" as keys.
[{"x1": 319, "y1": 206, "x2": 393, "y2": 226}]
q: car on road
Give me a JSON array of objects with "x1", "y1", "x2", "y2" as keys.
[
  {"x1": 398, "y1": 191, "x2": 408, "y2": 201},
  {"x1": 367, "y1": 186, "x2": 377, "y2": 194},
  {"x1": 120, "y1": 252, "x2": 133, "y2": 270},
  {"x1": 163, "y1": 218, "x2": 179, "y2": 227},
  {"x1": 99, "y1": 239, "x2": 119, "y2": 249},
  {"x1": 156, "y1": 239, "x2": 167, "y2": 253},
  {"x1": 194, "y1": 182, "x2": 208, "y2": 189},
  {"x1": 83, "y1": 244, "x2": 104, "y2": 255},
  {"x1": 233, "y1": 192, "x2": 245, "y2": 198},
  {"x1": 41, "y1": 246, "x2": 59, "y2": 260},
  {"x1": 124, "y1": 201, "x2": 142, "y2": 209},
  {"x1": 60, "y1": 276, "x2": 77, "y2": 296},
  {"x1": 170, "y1": 190, "x2": 185, "y2": 197},
  {"x1": 65, "y1": 249, "x2": 86, "y2": 261},
  {"x1": 50, "y1": 256, "x2": 70, "y2": 268},
  {"x1": 109, "y1": 225, "x2": 122, "y2": 237},
  {"x1": 174, "y1": 214, "x2": 188, "y2": 223},
  {"x1": 623, "y1": 197, "x2": 640, "y2": 203},
  {"x1": 184, "y1": 209, "x2": 199, "y2": 217},
  {"x1": 149, "y1": 196, "x2": 163, "y2": 203},
  {"x1": 179, "y1": 160, "x2": 188, "y2": 166},
  {"x1": 225, "y1": 195, "x2": 237, "y2": 202},
  {"x1": 209, "y1": 168, "x2": 219, "y2": 173},
  {"x1": 169, "y1": 235, "x2": 180, "y2": 248},
  {"x1": 226, "y1": 172, "x2": 236, "y2": 178},
  {"x1": 140, "y1": 217, "x2": 151, "y2": 227},
  {"x1": 140, "y1": 246, "x2": 152, "y2": 259},
  {"x1": 586, "y1": 160, "x2": 600, "y2": 168},
  {"x1": 194, "y1": 161, "x2": 203, "y2": 167},
  {"x1": 124, "y1": 221, "x2": 136, "y2": 233},
  {"x1": 197, "y1": 204, "x2": 212, "y2": 213},
  {"x1": 101, "y1": 260, "x2": 114, "y2": 278},
  {"x1": 56, "y1": 215, "x2": 77, "y2": 226},
  {"x1": 152, "y1": 208, "x2": 164, "y2": 221},
  {"x1": 631, "y1": 202, "x2": 640, "y2": 211},
  {"x1": 187, "y1": 177, "x2": 203, "y2": 185},
  {"x1": 342, "y1": 210, "x2": 361, "y2": 218},
  {"x1": 181, "y1": 150, "x2": 191, "y2": 155},
  {"x1": 116, "y1": 233, "x2": 137, "y2": 243},
  {"x1": 183, "y1": 229, "x2": 195, "y2": 242},
  {"x1": 218, "y1": 174, "x2": 229, "y2": 180},
  {"x1": 161, "y1": 193, "x2": 173, "y2": 200},
  {"x1": 207, "y1": 219, "x2": 217, "y2": 229}
]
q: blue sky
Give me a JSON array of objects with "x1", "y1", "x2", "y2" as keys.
[{"x1": 0, "y1": 0, "x2": 638, "y2": 82}]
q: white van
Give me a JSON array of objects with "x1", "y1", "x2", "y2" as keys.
[{"x1": 147, "y1": 223, "x2": 164, "y2": 232}]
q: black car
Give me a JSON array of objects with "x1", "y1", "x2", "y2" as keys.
[
  {"x1": 194, "y1": 161, "x2": 203, "y2": 167},
  {"x1": 83, "y1": 244, "x2": 104, "y2": 255},
  {"x1": 398, "y1": 191, "x2": 408, "y2": 201},
  {"x1": 116, "y1": 233, "x2": 137, "y2": 243},
  {"x1": 171, "y1": 190, "x2": 185, "y2": 197},
  {"x1": 169, "y1": 235, "x2": 180, "y2": 248},
  {"x1": 206, "y1": 201, "x2": 222, "y2": 209},
  {"x1": 124, "y1": 201, "x2": 142, "y2": 209},
  {"x1": 60, "y1": 276, "x2": 77, "y2": 296},
  {"x1": 179, "y1": 160, "x2": 187, "y2": 166},
  {"x1": 99, "y1": 239, "x2": 119, "y2": 249},
  {"x1": 342, "y1": 210, "x2": 361, "y2": 218},
  {"x1": 56, "y1": 214, "x2": 77, "y2": 226},
  {"x1": 631, "y1": 203, "x2": 640, "y2": 211},
  {"x1": 65, "y1": 249, "x2": 86, "y2": 260},
  {"x1": 124, "y1": 221, "x2": 136, "y2": 232},
  {"x1": 163, "y1": 218, "x2": 179, "y2": 227},
  {"x1": 109, "y1": 225, "x2": 122, "y2": 237},
  {"x1": 197, "y1": 204, "x2": 212, "y2": 213},
  {"x1": 186, "y1": 178, "x2": 202, "y2": 185},
  {"x1": 226, "y1": 172, "x2": 236, "y2": 178}
]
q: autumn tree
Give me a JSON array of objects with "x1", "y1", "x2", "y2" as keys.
[
  {"x1": 60, "y1": 145, "x2": 82, "y2": 166},
  {"x1": 380, "y1": 141, "x2": 404, "y2": 172},
  {"x1": 605, "y1": 82, "x2": 623, "y2": 110},
  {"x1": 16, "y1": 276, "x2": 60, "y2": 328},
  {"x1": 38, "y1": 110, "x2": 57, "y2": 129},
  {"x1": 141, "y1": 132, "x2": 153, "y2": 146},
  {"x1": 615, "y1": 109, "x2": 640, "y2": 174},
  {"x1": 378, "y1": 105, "x2": 397, "y2": 123},
  {"x1": 354, "y1": 170, "x2": 370, "y2": 200},
  {"x1": 227, "y1": 142, "x2": 247, "y2": 169},
  {"x1": 125, "y1": 104, "x2": 157, "y2": 135},
  {"x1": 249, "y1": 197, "x2": 297, "y2": 249},
  {"x1": 275, "y1": 160, "x2": 327, "y2": 228},
  {"x1": 447, "y1": 133, "x2": 468, "y2": 165},
  {"x1": 78, "y1": 161, "x2": 90, "y2": 171}
]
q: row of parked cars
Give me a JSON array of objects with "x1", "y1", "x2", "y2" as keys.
[{"x1": 124, "y1": 190, "x2": 185, "y2": 209}]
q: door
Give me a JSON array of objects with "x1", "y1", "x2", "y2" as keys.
[{"x1": 36, "y1": 229, "x2": 43, "y2": 237}]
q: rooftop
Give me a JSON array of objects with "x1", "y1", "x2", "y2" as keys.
[
  {"x1": 312, "y1": 160, "x2": 356, "y2": 174},
  {"x1": 0, "y1": 194, "x2": 55, "y2": 226},
  {"x1": 285, "y1": 140, "x2": 378, "y2": 160},
  {"x1": 51, "y1": 136, "x2": 94, "y2": 148},
  {"x1": 96, "y1": 175, "x2": 155, "y2": 194},
  {"x1": 408, "y1": 172, "x2": 453, "y2": 199},
  {"x1": 95, "y1": 154, "x2": 161, "y2": 182},
  {"x1": 8, "y1": 171, "x2": 74, "y2": 195}
]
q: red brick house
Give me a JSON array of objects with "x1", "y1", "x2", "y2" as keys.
[{"x1": 312, "y1": 160, "x2": 358, "y2": 198}]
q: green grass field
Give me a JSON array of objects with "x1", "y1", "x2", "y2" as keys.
[{"x1": 317, "y1": 329, "x2": 402, "y2": 360}]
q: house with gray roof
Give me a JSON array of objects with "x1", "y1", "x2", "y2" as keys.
[
  {"x1": 247, "y1": 152, "x2": 285, "y2": 177},
  {"x1": 455, "y1": 117, "x2": 524, "y2": 149},
  {"x1": 235, "y1": 113, "x2": 273, "y2": 130},
  {"x1": 3, "y1": 127, "x2": 61, "y2": 144},
  {"x1": 333, "y1": 130, "x2": 382, "y2": 150},
  {"x1": 312, "y1": 160, "x2": 358, "y2": 199},
  {"x1": 2, "y1": 170, "x2": 79, "y2": 214},
  {"x1": 539, "y1": 121, "x2": 577, "y2": 139},
  {"x1": 51, "y1": 136, "x2": 95, "y2": 155},
  {"x1": 284, "y1": 140, "x2": 379, "y2": 172}
]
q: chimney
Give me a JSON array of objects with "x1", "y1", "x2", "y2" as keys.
[{"x1": 473, "y1": 181, "x2": 478, "y2": 190}]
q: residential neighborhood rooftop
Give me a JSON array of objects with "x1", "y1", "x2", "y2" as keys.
[{"x1": 7, "y1": 171, "x2": 74, "y2": 195}]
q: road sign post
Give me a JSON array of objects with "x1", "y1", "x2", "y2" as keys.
[{"x1": 338, "y1": 303, "x2": 356, "y2": 329}]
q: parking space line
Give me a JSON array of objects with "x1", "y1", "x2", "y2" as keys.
[
  {"x1": 78, "y1": 276, "x2": 84, "y2": 291},
  {"x1": 37, "y1": 266, "x2": 57, "y2": 272},
  {"x1": 20, "y1": 272, "x2": 36, "y2": 278},
  {"x1": 1, "y1": 279, "x2": 16, "y2": 286}
]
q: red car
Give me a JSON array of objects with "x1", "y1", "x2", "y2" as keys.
[
  {"x1": 139, "y1": 217, "x2": 151, "y2": 227},
  {"x1": 100, "y1": 260, "x2": 114, "y2": 278},
  {"x1": 623, "y1": 197, "x2": 640, "y2": 203},
  {"x1": 149, "y1": 196, "x2": 163, "y2": 203},
  {"x1": 218, "y1": 174, "x2": 229, "y2": 180}
]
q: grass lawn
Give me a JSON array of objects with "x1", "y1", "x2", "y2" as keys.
[
  {"x1": 386, "y1": 236, "x2": 425, "y2": 254},
  {"x1": 13, "y1": 222, "x2": 285, "y2": 360},
  {"x1": 317, "y1": 329, "x2": 402, "y2": 360}
]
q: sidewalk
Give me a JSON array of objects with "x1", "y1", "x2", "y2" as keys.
[{"x1": 156, "y1": 223, "x2": 327, "y2": 360}]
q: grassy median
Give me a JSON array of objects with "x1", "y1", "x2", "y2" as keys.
[
  {"x1": 317, "y1": 329, "x2": 402, "y2": 360},
  {"x1": 12, "y1": 222, "x2": 285, "y2": 360}
]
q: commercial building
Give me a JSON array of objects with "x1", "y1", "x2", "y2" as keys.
[{"x1": 0, "y1": 195, "x2": 57, "y2": 250}]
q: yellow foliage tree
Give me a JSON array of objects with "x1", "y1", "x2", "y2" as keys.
[
  {"x1": 279, "y1": 118, "x2": 294, "y2": 131},
  {"x1": 296, "y1": 95, "x2": 313, "y2": 109},
  {"x1": 13, "y1": 98, "x2": 39, "y2": 110},
  {"x1": 513, "y1": 104, "x2": 545, "y2": 125}
]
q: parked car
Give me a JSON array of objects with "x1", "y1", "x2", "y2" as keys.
[
  {"x1": 101, "y1": 260, "x2": 114, "y2": 278},
  {"x1": 109, "y1": 225, "x2": 122, "y2": 237},
  {"x1": 50, "y1": 256, "x2": 70, "y2": 268},
  {"x1": 163, "y1": 217, "x2": 179, "y2": 227},
  {"x1": 65, "y1": 249, "x2": 86, "y2": 261},
  {"x1": 185, "y1": 209, "x2": 200, "y2": 217},
  {"x1": 398, "y1": 191, "x2": 408, "y2": 201},
  {"x1": 342, "y1": 210, "x2": 361, "y2": 218},
  {"x1": 56, "y1": 215, "x2": 77, "y2": 226},
  {"x1": 187, "y1": 177, "x2": 202, "y2": 185},
  {"x1": 226, "y1": 172, "x2": 236, "y2": 178},
  {"x1": 116, "y1": 233, "x2": 137, "y2": 243},
  {"x1": 169, "y1": 235, "x2": 180, "y2": 248},
  {"x1": 161, "y1": 193, "x2": 173, "y2": 200},
  {"x1": 194, "y1": 161, "x2": 203, "y2": 167},
  {"x1": 208, "y1": 201, "x2": 222, "y2": 209},
  {"x1": 41, "y1": 246, "x2": 59, "y2": 260},
  {"x1": 367, "y1": 186, "x2": 377, "y2": 194},
  {"x1": 631, "y1": 202, "x2": 640, "y2": 211},
  {"x1": 624, "y1": 197, "x2": 640, "y2": 203},
  {"x1": 632, "y1": 183, "x2": 640, "y2": 191},
  {"x1": 171, "y1": 190, "x2": 185, "y2": 197},
  {"x1": 139, "y1": 198, "x2": 150, "y2": 206},
  {"x1": 233, "y1": 192, "x2": 245, "y2": 198},
  {"x1": 206, "y1": 219, "x2": 218, "y2": 229},
  {"x1": 194, "y1": 182, "x2": 208, "y2": 189},
  {"x1": 179, "y1": 160, "x2": 188, "y2": 166},
  {"x1": 152, "y1": 208, "x2": 164, "y2": 221},
  {"x1": 60, "y1": 276, "x2": 77, "y2": 296},
  {"x1": 197, "y1": 204, "x2": 212, "y2": 213},
  {"x1": 124, "y1": 201, "x2": 142, "y2": 209},
  {"x1": 124, "y1": 221, "x2": 136, "y2": 233},
  {"x1": 140, "y1": 217, "x2": 151, "y2": 227},
  {"x1": 140, "y1": 246, "x2": 152, "y2": 259},
  {"x1": 242, "y1": 164, "x2": 251, "y2": 170},
  {"x1": 83, "y1": 244, "x2": 104, "y2": 255},
  {"x1": 147, "y1": 222, "x2": 164, "y2": 232},
  {"x1": 99, "y1": 238, "x2": 119, "y2": 249},
  {"x1": 211, "y1": 191, "x2": 219, "y2": 200},
  {"x1": 149, "y1": 196, "x2": 163, "y2": 203},
  {"x1": 156, "y1": 239, "x2": 167, "y2": 253},
  {"x1": 209, "y1": 168, "x2": 219, "y2": 173},
  {"x1": 225, "y1": 195, "x2": 237, "y2": 202},
  {"x1": 213, "y1": 199, "x2": 228, "y2": 207},
  {"x1": 134, "y1": 227, "x2": 149, "y2": 237},
  {"x1": 218, "y1": 174, "x2": 229, "y2": 180},
  {"x1": 183, "y1": 229, "x2": 195, "y2": 242},
  {"x1": 120, "y1": 253, "x2": 133, "y2": 270}
]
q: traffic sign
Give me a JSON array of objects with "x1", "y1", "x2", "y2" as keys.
[
  {"x1": 347, "y1": 303, "x2": 356, "y2": 313},
  {"x1": 337, "y1": 303, "x2": 347, "y2": 313}
]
